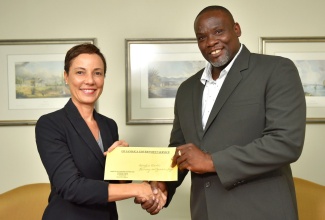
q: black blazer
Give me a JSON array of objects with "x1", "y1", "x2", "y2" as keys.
[
  {"x1": 166, "y1": 45, "x2": 306, "y2": 220},
  {"x1": 36, "y1": 99, "x2": 119, "y2": 220}
]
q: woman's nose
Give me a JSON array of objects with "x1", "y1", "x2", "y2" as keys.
[{"x1": 84, "y1": 73, "x2": 95, "y2": 84}]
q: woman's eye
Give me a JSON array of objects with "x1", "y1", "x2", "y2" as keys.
[
  {"x1": 76, "y1": 71, "x2": 84, "y2": 75},
  {"x1": 94, "y1": 72, "x2": 103, "y2": 76}
]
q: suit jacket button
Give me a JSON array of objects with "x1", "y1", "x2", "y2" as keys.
[{"x1": 205, "y1": 182, "x2": 211, "y2": 188}]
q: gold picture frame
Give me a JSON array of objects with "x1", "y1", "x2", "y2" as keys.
[
  {"x1": 0, "y1": 38, "x2": 96, "y2": 126},
  {"x1": 259, "y1": 37, "x2": 325, "y2": 123},
  {"x1": 125, "y1": 38, "x2": 205, "y2": 124}
]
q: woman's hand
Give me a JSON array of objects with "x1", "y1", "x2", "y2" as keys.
[
  {"x1": 104, "y1": 140, "x2": 129, "y2": 156},
  {"x1": 104, "y1": 140, "x2": 130, "y2": 184},
  {"x1": 135, "y1": 182, "x2": 160, "y2": 207},
  {"x1": 135, "y1": 181, "x2": 167, "y2": 215}
]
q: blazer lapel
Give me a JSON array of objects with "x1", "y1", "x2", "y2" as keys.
[
  {"x1": 65, "y1": 100, "x2": 105, "y2": 168},
  {"x1": 95, "y1": 112, "x2": 114, "y2": 153},
  {"x1": 192, "y1": 70, "x2": 205, "y2": 140},
  {"x1": 203, "y1": 45, "x2": 250, "y2": 134}
]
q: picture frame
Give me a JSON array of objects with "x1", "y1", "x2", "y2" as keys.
[
  {"x1": 0, "y1": 38, "x2": 96, "y2": 126},
  {"x1": 125, "y1": 38, "x2": 205, "y2": 124},
  {"x1": 259, "y1": 37, "x2": 325, "y2": 123}
]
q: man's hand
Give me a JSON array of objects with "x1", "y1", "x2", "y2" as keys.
[
  {"x1": 135, "y1": 181, "x2": 167, "y2": 215},
  {"x1": 172, "y1": 143, "x2": 215, "y2": 174}
]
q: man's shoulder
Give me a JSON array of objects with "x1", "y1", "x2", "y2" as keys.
[
  {"x1": 250, "y1": 51, "x2": 292, "y2": 63},
  {"x1": 182, "y1": 68, "x2": 204, "y2": 85},
  {"x1": 240, "y1": 44, "x2": 290, "y2": 63}
]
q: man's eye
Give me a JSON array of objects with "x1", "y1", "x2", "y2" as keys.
[
  {"x1": 76, "y1": 71, "x2": 84, "y2": 75},
  {"x1": 94, "y1": 72, "x2": 103, "y2": 76},
  {"x1": 197, "y1": 36, "x2": 205, "y2": 41},
  {"x1": 215, "y1": 30, "x2": 223, "y2": 35}
]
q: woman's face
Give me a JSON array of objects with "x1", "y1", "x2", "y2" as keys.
[{"x1": 64, "y1": 53, "x2": 105, "y2": 108}]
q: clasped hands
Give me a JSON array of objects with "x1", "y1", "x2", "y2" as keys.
[{"x1": 134, "y1": 143, "x2": 215, "y2": 215}]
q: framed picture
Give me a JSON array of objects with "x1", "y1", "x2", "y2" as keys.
[
  {"x1": 0, "y1": 38, "x2": 96, "y2": 126},
  {"x1": 259, "y1": 37, "x2": 325, "y2": 123},
  {"x1": 125, "y1": 38, "x2": 206, "y2": 124}
]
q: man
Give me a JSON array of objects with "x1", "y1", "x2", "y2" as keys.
[{"x1": 138, "y1": 5, "x2": 306, "y2": 220}]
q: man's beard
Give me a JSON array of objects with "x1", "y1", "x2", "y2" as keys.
[{"x1": 210, "y1": 51, "x2": 230, "y2": 67}]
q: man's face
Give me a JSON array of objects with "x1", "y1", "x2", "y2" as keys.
[{"x1": 194, "y1": 10, "x2": 241, "y2": 68}]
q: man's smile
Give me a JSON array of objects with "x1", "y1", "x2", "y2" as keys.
[{"x1": 211, "y1": 49, "x2": 221, "y2": 55}]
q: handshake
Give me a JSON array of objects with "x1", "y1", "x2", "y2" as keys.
[
  {"x1": 134, "y1": 181, "x2": 167, "y2": 215},
  {"x1": 107, "y1": 140, "x2": 214, "y2": 215}
]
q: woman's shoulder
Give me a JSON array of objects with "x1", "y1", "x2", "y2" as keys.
[
  {"x1": 38, "y1": 108, "x2": 65, "y2": 121},
  {"x1": 35, "y1": 108, "x2": 67, "y2": 131}
]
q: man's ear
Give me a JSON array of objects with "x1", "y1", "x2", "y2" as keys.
[{"x1": 234, "y1": 22, "x2": 242, "y2": 37}]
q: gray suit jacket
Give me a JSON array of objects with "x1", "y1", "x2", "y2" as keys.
[
  {"x1": 36, "y1": 99, "x2": 119, "y2": 220},
  {"x1": 166, "y1": 45, "x2": 306, "y2": 220}
]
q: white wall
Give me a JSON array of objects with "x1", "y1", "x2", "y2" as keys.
[{"x1": 0, "y1": 0, "x2": 324, "y2": 219}]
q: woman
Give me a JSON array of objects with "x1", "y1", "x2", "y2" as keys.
[{"x1": 35, "y1": 43, "x2": 164, "y2": 220}]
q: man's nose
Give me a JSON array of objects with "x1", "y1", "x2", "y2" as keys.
[{"x1": 206, "y1": 35, "x2": 219, "y2": 47}]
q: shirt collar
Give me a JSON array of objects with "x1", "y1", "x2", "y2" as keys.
[{"x1": 200, "y1": 44, "x2": 243, "y2": 84}]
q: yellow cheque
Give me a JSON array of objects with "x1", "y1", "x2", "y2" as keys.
[{"x1": 104, "y1": 147, "x2": 177, "y2": 181}]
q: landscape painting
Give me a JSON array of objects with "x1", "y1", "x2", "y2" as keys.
[
  {"x1": 0, "y1": 38, "x2": 95, "y2": 125},
  {"x1": 275, "y1": 50, "x2": 325, "y2": 122},
  {"x1": 148, "y1": 60, "x2": 205, "y2": 98},
  {"x1": 259, "y1": 37, "x2": 325, "y2": 122},
  {"x1": 7, "y1": 53, "x2": 70, "y2": 110},
  {"x1": 14, "y1": 60, "x2": 69, "y2": 99},
  {"x1": 292, "y1": 60, "x2": 325, "y2": 97},
  {"x1": 126, "y1": 38, "x2": 204, "y2": 124}
]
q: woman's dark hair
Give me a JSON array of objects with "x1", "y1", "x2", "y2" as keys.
[{"x1": 64, "y1": 43, "x2": 107, "y2": 75}]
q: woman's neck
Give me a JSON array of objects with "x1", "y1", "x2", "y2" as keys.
[{"x1": 72, "y1": 100, "x2": 95, "y2": 122}]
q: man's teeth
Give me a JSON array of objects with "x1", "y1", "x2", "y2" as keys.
[{"x1": 211, "y1": 49, "x2": 221, "y2": 55}]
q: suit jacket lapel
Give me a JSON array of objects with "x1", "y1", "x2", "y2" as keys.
[
  {"x1": 192, "y1": 70, "x2": 205, "y2": 140},
  {"x1": 65, "y1": 99, "x2": 105, "y2": 168},
  {"x1": 95, "y1": 112, "x2": 114, "y2": 153},
  {"x1": 203, "y1": 45, "x2": 250, "y2": 134}
]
